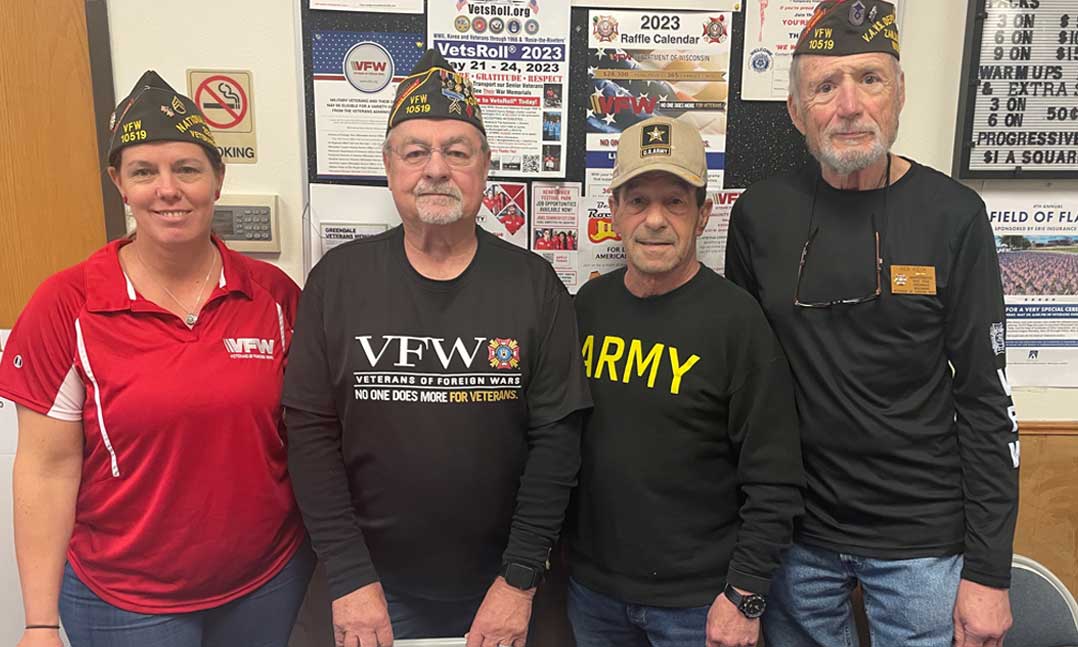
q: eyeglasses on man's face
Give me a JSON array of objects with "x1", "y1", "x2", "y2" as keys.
[{"x1": 389, "y1": 142, "x2": 481, "y2": 168}]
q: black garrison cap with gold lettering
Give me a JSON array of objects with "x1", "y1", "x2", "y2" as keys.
[
  {"x1": 793, "y1": 0, "x2": 900, "y2": 59},
  {"x1": 106, "y1": 70, "x2": 218, "y2": 162},
  {"x1": 387, "y1": 49, "x2": 485, "y2": 135}
]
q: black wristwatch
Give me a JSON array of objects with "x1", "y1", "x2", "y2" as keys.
[
  {"x1": 499, "y1": 562, "x2": 543, "y2": 590},
  {"x1": 723, "y1": 584, "x2": 766, "y2": 619}
]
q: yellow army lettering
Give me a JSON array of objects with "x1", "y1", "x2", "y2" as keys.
[{"x1": 581, "y1": 335, "x2": 700, "y2": 395}]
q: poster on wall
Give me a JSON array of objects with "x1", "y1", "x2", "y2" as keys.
[
  {"x1": 741, "y1": 0, "x2": 906, "y2": 101},
  {"x1": 311, "y1": 31, "x2": 425, "y2": 180},
  {"x1": 310, "y1": 0, "x2": 422, "y2": 12},
  {"x1": 740, "y1": 0, "x2": 815, "y2": 101},
  {"x1": 532, "y1": 182, "x2": 583, "y2": 290},
  {"x1": 984, "y1": 187, "x2": 1078, "y2": 387},
  {"x1": 428, "y1": 0, "x2": 572, "y2": 178},
  {"x1": 584, "y1": 9, "x2": 734, "y2": 197},
  {"x1": 698, "y1": 189, "x2": 742, "y2": 273},
  {"x1": 478, "y1": 181, "x2": 529, "y2": 248}
]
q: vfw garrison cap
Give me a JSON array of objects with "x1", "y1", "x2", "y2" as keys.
[
  {"x1": 610, "y1": 117, "x2": 707, "y2": 191},
  {"x1": 794, "y1": 0, "x2": 900, "y2": 59},
  {"x1": 387, "y1": 49, "x2": 485, "y2": 135},
  {"x1": 106, "y1": 70, "x2": 218, "y2": 162}
]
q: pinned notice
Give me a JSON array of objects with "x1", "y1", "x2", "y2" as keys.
[{"x1": 187, "y1": 69, "x2": 258, "y2": 164}]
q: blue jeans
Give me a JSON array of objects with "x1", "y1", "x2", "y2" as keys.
[
  {"x1": 384, "y1": 587, "x2": 486, "y2": 639},
  {"x1": 567, "y1": 577, "x2": 711, "y2": 647},
  {"x1": 59, "y1": 543, "x2": 315, "y2": 647},
  {"x1": 763, "y1": 542, "x2": 962, "y2": 647}
]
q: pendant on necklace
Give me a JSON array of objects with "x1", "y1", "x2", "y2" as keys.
[{"x1": 185, "y1": 313, "x2": 198, "y2": 326}]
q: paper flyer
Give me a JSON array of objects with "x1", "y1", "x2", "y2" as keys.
[
  {"x1": 320, "y1": 222, "x2": 392, "y2": 256},
  {"x1": 984, "y1": 187, "x2": 1078, "y2": 387},
  {"x1": 429, "y1": 0, "x2": 572, "y2": 177},
  {"x1": 532, "y1": 182, "x2": 583, "y2": 290},
  {"x1": 741, "y1": 0, "x2": 817, "y2": 101},
  {"x1": 478, "y1": 181, "x2": 529, "y2": 248},
  {"x1": 310, "y1": 0, "x2": 422, "y2": 12},
  {"x1": 308, "y1": 184, "x2": 401, "y2": 266},
  {"x1": 311, "y1": 31, "x2": 425, "y2": 179},
  {"x1": 699, "y1": 189, "x2": 742, "y2": 273},
  {"x1": 584, "y1": 9, "x2": 732, "y2": 196}
]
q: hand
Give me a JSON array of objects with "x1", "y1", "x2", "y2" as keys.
[
  {"x1": 465, "y1": 576, "x2": 535, "y2": 647},
  {"x1": 17, "y1": 628, "x2": 64, "y2": 647},
  {"x1": 331, "y1": 582, "x2": 394, "y2": 647},
  {"x1": 706, "y1": 589, "x2": 760, "y2": 647},
  {"x1": 953, "y1": 578, "x2": 1012, "y2": 647}
]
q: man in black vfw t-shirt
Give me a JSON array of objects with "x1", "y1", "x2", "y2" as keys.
[
  {"x1": 282, "y1": 49, "x2": 590, "y2": 647},
  {"x1": 725, "y1": 2, "x2": 1018, "y2": 646},
  {"x1": 569, "y1": 116, "x2": 804, "y2": 647}
]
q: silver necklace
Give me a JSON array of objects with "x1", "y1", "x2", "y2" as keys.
[{"x1": 133, "y1": 245, "x2": 217, "y2": 326}]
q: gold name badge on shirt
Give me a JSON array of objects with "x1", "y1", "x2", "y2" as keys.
[{"x1": 890, "y1": 265, "x2": 937, "y2": 295}]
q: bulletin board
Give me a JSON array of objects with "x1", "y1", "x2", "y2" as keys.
[{"x1": 298, "y1": 1, "x2": 814, "y2": 275}]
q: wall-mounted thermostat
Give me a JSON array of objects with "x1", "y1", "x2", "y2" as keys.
[{"x1": 213, "y1": 194, "x2": 280, "y2": 253}]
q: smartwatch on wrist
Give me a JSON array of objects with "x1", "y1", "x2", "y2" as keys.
[
  {"x1": 499, "y1": 561, "x2": 543, "y2": 590},
  {"x1": 723, "y1": 583, "x2": 766, "y2": 619}
]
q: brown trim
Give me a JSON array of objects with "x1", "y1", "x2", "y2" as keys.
[
  {"x1": 1019, "y1": 421, "x2": 1078, "y2": 436},
  {"x1": 85, "y1": 0, "x2": 125, "y2": 241}
]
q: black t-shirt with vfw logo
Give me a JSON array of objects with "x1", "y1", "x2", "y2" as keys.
[{"x1": 283, "y1": 226, "x2": 591, "y2": 601}]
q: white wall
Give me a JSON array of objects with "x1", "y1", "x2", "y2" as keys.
[{"x1": 106, "y1": 0, "x2": 308, "y2": 283}]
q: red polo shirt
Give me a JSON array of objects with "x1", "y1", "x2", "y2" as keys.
[{"x1": 0, "y1": 238, "x2": 305, "y2": 613}]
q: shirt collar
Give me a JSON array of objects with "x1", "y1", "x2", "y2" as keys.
[{"x1": 85, "y1": 236, "x2": 253, "y2": 313}]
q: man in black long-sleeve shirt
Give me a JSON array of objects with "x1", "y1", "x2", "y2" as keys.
[
  {"x1": 282, "y1": 50, "x2": 590, "y2": 647},
  {"x1": 724, "y1": 3, "x2": 1018, "y2": 646},
  {"x1": 569, "y1": 116, "x2": 804, "y2": 647}
]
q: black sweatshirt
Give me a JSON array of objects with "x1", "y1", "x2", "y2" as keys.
[
  {"x1": 282, "y1": 226, "x2": 592, "y2": 601},
  {"x1": 569, "y1": 266, "x2": 804, "y2": 607},
  {"x1": 725, "y1": 159, "x2": 1019, "y2": 588}
]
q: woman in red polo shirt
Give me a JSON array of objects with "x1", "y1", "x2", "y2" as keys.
[{"x1": 0, "y1": 71, "x2": 312, "y2": 647}]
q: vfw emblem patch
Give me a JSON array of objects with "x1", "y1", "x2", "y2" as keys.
[{"x1": 488, "y1": 338, "x2": 520, "y2": 369}]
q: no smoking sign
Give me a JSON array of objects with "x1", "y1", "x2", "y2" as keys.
[{"x1": 187, "y1": 69, "x2": 257, "y2": 164}]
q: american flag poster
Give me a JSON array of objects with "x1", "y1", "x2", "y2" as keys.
[{"x1": 584, "y1": 10, "x2": 733, "y2": 197}]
